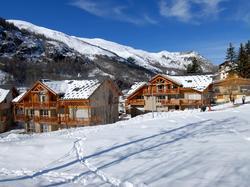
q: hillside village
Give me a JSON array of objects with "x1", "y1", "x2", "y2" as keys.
[
  {"x1": 1, "y1": 0, "x2": 250, "y2": 184},
  {"x1": 0, "y1": 55, "x2": 249, "y2": 133},
  {"x1": 0, "y1": 18, "x2": 249, "y2": 134}
]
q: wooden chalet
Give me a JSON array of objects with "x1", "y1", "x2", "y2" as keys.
[
  {"x1": 0, "y1": 88, "x2": 18, "y2": 133},
  {"x1": 209, "y1": 74, "x2": 250, "y2": 103},
  {"x1": 125, "y1": 74, "x2": 213, "y2": 117},
  {"x1": 13, "y1": 79, "x2": 121, "y2": 133}
]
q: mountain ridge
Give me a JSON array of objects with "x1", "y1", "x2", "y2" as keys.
[{"x1": 0, "y1": 18, "x2": 215, "y2": 88}]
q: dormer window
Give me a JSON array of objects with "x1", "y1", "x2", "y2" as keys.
[
  {"x1": 157, "y1": 85, "x2": 164, "y2": 92},
  {"x1": 39, "y1": 93, "x2": 46, "y2": 103}
]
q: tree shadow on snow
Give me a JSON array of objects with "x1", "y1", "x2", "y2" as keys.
[{"x1": 0, "y1": 117, "x2": 239, "y2": 186}]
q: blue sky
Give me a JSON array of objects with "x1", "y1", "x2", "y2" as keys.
[{"x1": 0, "y1": 0, "x2": 249, "y2": 64}]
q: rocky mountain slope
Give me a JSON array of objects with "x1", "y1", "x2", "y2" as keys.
[{"x1": 0, "y1": 18, "x2": 215, "y2": 88}]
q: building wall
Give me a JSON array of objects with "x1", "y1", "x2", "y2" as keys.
[
  {"x1": 0, "y1": 91, "x2": 14, "y2": 133},
  {"x1": 14, "y1": 80, "x2": 120, "y2": 133},
  {"x1": 90, "y1": 80, "x2": 119, "y2": 125},
  {"x1": 184, "y1": 93, "x2": 201, "y2": 100},
  {"x1": 212, "y1": 78, "x2": 250, "y2": 103},
  {"x1": 144, "y1": 96, "x2": 157, "y2": 111}
]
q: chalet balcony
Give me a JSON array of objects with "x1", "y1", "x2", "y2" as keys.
[
  {"x1": 34, "y1": 116, "x2": 58, "y2": 124},
  {"x1": 15, "y1": 114, "x2": 59, "y2": 124},
  {"x1": 180, "y1": 99, "x2": 202, "y2": 106},
  {"x1": 15, "y1": 114, "x2": 27, "y2": 122},
  {"x1": 16, "y1": 102, "x2": 57, "y2": 108},
  {"x1": 15, "y1": 114, "x2": 101, "y2": 126},
  {"x1": 160, "y1": 99, "x2": 180, "y2": 105},
  {"x1": 160, "y1": 99, "x2": 202, "y2": 106},
  {"x1": 129, "y1": 99, "x2": 145, "y2": 106},
  {"x1": 143, "y1": 89, "x2": 179, "y2": 95},
  {"x1": 59, "y1": 116, "x2": 100, "y2": 126}
]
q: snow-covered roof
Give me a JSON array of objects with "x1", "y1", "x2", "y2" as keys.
[
  {"x1": 0, "y1": 88, "x2": 10, "y2": 103},
  {"x1": 42, "y1": 79, "x2": 101, "y2": 100},
  {"x1": 166, "y1": 74, "x2": 213, "y2": 91},
  {"x1": 12, "y1": 91, "x2": 27, "y2": 103},
  {"x1": 126, "y1": 82, "x2": 147, "y2": 97}
]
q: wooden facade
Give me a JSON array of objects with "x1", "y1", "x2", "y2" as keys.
[
  {"x1": 0, "y1": 88, "x2": 18, "y2": 133},
  {"x1": 126, "y1": 74, "x2": 210, "y2": 117},
  {"x1": 13, "y1": 79, "x2": 121, "y2": 133},
  {"x1": 209, "y1": 74, "x2": 250, "y2": 103}
]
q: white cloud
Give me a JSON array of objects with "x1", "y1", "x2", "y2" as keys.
[
  {"x1": 71, "y1": 0, "x2": 157, "y2": 25},
  {"x1": 234, "y1": 1, "x2": 250, "y2": 26},
  {"x1": 159, "y1": 0, "x2": 192, "y2": 22},
  {"x1": 72, "y1": 0, "x2": 106, "y2": 17},
  {"x1": 242, "y1": 13, "x2": 250, "y2": 25},
  {"x1": 159, "y1": 0, "x2": 226, "y2": 23}
]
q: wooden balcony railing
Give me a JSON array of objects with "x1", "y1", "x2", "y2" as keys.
[
  {"x1": 34, "y1": 116, "x2": 58, "y2": 124},
  {"x1": 180, "y1": 100, "x2": 202, "y2": 106},
  {"x1": 17, "y1": 102, "x2": 57, "y2": 108},
  {"x1": 160, "y1": 99, "x2": 202, "y2": 106},
  {"x1": 59, "y1": 116, "x2": 101, "y2": 125},
  {"x1": 28, "y1": 102, "x2": 57, "y2": 108},
  {"x1": 160, "y1": 99, "x2": 180, "y2": 105},
  {"x1": 143, "y1": 89, "x2": 179, "y2": 95},
  {"x1": 15, "y1": 114, "x2": 27, "y2": 121},
  {"x1": 15, "y1": 114, "x2": 101, "y2": 126},
  {"x1": 129, "y1": 99, "x2": 145, "y2": 106},
  {"x1": 15, "y1": 115, "x2": 58, "y2": 124}
]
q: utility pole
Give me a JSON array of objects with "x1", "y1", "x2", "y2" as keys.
[
  {"x1": 152, "y1": 83, "x2": 154, "y2": 118},
  {"x1": 149, "y1": 83, "x2": 154, "y2": 118}
]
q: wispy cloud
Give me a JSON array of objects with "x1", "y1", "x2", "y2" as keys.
[
  {"x1": 159, "y1": 0, "x2": 192, "y2": 22},
  {"x1": 71, "y1": 0, "x2": 157, "y2": 25},
  {"x1": 159, "y1": 0, "x2": 226, "y2": 23},
  {"x1": 234, "y1": 1, "x2": 250, "y2": 26}
]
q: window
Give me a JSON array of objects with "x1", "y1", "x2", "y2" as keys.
[
  {"x1": 76, "y1": 109, "x2": 89, "y2": 119},
  {"x1": 157, "y1": 85, "x2": 164, "y2": 92},
  {"x1": 157, "y1": 96, "x2": 166, "y2": 100},
  {"x1": 173, "y1": 85, "x2": 178, "y2": 89},
  {"x1": 169, "y1": 94, "x2": 179, "y2": 99},
  {"x1": 136, "y1": 95, "x2": 144, "y2": 99},
  {"x1": 16, "y1": 108, "x2": 24, "y2": 115},
  {"x1": 39, "y1": 93, "x2": 46, "y2": 103},
  {"x1": 28, "y1": 123, "x2": 35, "y2": 132},
  {"x1": 26, "y1": 109, "x2": 34, "y2": 117},
  {"x1": 41, "y1": 124, "x2": 49, "y2": 132},
  {"x1": 40, "y1": 110, "x2": 49, "y2": 116},
  {"x1": 69, "y1": 107, "x2": 77, "y2": 119},
  {"x1": 51, "y1": 109, "x2": 57, "y2": 117}
]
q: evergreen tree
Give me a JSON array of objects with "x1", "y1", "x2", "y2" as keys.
[
  {"x1": 245, "y1": 40, "x2": 250, "y2": 55},
  {"x1": 186, "y1": 58, "x2": 202, "y2": 74},
  {"x1": 245, "y1": 41, "x2": 250, "y2": 78},
  {"x1": 225, "y1": 42, "x2": 237, "y2": 63},
  {"x1": 237, "y1": 43, "x2": 249, "y2": 78}
]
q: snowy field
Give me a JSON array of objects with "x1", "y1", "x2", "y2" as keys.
[{"x1": 1, "y1": 103, "x2": 250, "y2": 186}]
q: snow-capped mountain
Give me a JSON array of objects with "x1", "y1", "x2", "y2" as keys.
[
  {"x1": 0, "y1": 18, "x2": 215, "y2": 87},
  {"x1": 8, "y1": 20, "x2": 214, "y2": 73},
  {"x1": 80, "y1": 38, "x2": 213, "y2": 72}
]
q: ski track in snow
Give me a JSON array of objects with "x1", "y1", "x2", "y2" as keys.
[{"x1": 1, "y1": 102, "x2": 250, "y2": 186}]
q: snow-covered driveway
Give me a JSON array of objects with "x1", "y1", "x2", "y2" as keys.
[{"x1": 0, "y1": 104, "x2": 250, "y2": 186}]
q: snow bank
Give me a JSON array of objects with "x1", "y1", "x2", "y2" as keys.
[{"x1": 1, "y1": 103, "x2": 250, "y2": 186}]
